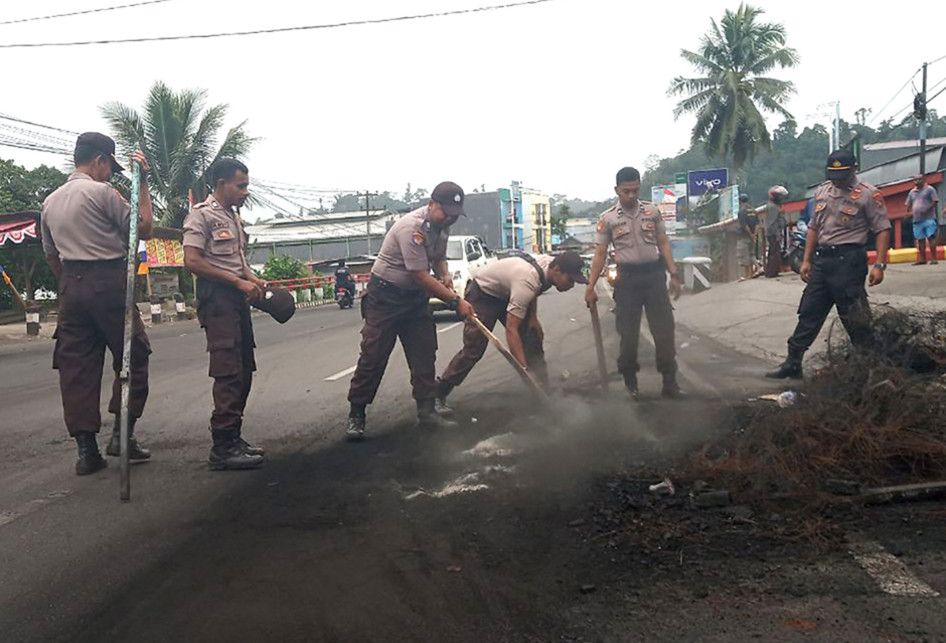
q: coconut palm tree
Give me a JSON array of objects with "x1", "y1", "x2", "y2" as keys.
[
  {"x1": 668, "y1": 4, "x2": 799, "y2": 169},
  {"x1": 102, "y1": 82, "x2": 256, "y2": 227}
]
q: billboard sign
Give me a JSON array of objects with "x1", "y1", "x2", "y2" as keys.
[{"x1": 687, "y1": 168, "x2": 729, "y2": 197}]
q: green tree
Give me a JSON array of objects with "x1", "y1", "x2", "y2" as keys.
[
  {"x1": 668, "y1": 4, "x2": 799, "y2": 169},
  {"x1": 261, "y1": 255, "x2": 307, "y2": 281},
  {"x1": 102, "y1": 81, "x2": 256, "y2": 228},
  {"x1": 0, "y1": 160, "x2": 67, "y2": 306}
]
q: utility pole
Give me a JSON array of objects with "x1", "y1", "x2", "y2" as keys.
[
  {"x1": 363, "y1": 191, "x2": 378, "y2": 254},
  {"x1": 917, "y1": 62, "x2": 929, "y2": 176}
]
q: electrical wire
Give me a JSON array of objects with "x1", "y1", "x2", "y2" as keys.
[
  {"x1": 0, "y1": 0, "x2": 556, "y2": 49},
  {"x1": 0, "y1": 0, "x2": 170, "y2": 26}
]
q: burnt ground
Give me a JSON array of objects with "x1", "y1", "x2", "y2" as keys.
[
  {"x1": 70, "y1": 380, "x2": 946, "y2": 642},
  {"x1": 4, "y1": 294, "x2": 945, "y2": 642}
]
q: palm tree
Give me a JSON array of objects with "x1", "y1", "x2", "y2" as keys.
[
  {"x1": 668, "y1": 4, "x2": 799, "y2": 169},
  {"x1": 102, "y1": 82, "x2": 256, "y2": 227}
]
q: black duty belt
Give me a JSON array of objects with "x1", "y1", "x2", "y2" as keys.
[
  {"x1": 814, "y1": 244, "x2": 865, "y2": 257},
  {"x1": 369, "y1": 274, "x2": 423, "y2": 296},
  {"x1": 617, "y1": 260, "x2": 665, "y2": 275},
  {"x1": 61, "y1": 258, "x2": 126, "y2": 269}
]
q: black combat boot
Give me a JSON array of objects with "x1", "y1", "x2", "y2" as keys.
[
  {"x1": 624, "y1": 373, "x2": 640, "y2": 401},
  {"x1": 765, "y1": 350, "x2": 804, "y2": 379},
  {"x1": 208, "y1": 429, "x2": 264, "y2": 471},
  {"x1": 661, "y1": 372, "x2": 686, "y2": 399},
  {"x1": 75, "y1": 431, "x2": 107, "y2": 476},
  {"x1": 434, "y1": 380, "x2": 455, "y2": 417},
  {"x1": 106, "y1": 416, "x2": 151, "y2": 460},
  {"x1": 347, "y1": 404, "x2": 367, "y2": 442},
  {"x1": 416, "y1": 399, "x2": 458, "y2": 430},
  {"x1": 235, "y1": 429, "x2": 265, "y2": 456}
]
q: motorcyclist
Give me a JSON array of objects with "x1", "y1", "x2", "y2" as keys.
[{"x1": 334, "y1": 259, "x2": 356, "y2": 301}]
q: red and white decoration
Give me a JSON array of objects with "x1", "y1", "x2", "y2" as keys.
[{"x1": 0, "y1": 219, "x2": 37, "y2": 246}]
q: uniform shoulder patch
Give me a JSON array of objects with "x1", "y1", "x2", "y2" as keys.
[
  {"x1": 111, "y1": 188, "x2": 129, "y2": 205},
  {"x1": 872, "y1": 190, "x2": 885, "y2": 203},
  {"x1": 815, "y1": 201, "x2": 827, "y2": 213},
  {"x1": 412, "y1": 231, "x2": 426, "y2": 245},
  {"x1": 596, "y1": 219, "x2": 607, "y2": 233}
]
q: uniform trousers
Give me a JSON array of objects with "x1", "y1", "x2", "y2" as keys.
[
  {"x1": 613, "y1": 261, "x2": 677, "y2": 378},
  {"x1": 53, "y1": 260, "x2": 150, "y2": 436},
  {"x1": 348, "y1": 276, "x2": 438, "y2": 405},
  {"x1": 786, "y1": 245, "x2": 872, "y2": 354}
]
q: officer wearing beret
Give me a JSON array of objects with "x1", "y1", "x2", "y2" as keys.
[
  {"x1": 585, "y1": 166, "x2": 684, "y2": 399},
  {"x1": 346, "y1": 181, "x2": 474, "y2": 441},
  {"x1": 767, "y1": 149, "x2": 891, "y2": 379},
  {"x1": 42, "y1": 132, "x2": 154, "y2": 475},
  {"x1": 183, "y1": 158, "x2": 268, "y2": 469}
]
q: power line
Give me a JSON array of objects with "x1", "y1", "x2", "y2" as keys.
[
  {"x1": 868, "y1": 68, "x2": 922, "y2": 125},
  {"x1": 0, "y1": 113, "x2": 79, "y2": 135},
  {"x1": 0, "y1": 0, "x2": 171, "y2": 26},
  {"x1": 0, "y1": 0, "x2": 556, "y2": 49}
]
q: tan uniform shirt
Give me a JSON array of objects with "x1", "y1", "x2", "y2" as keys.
[
  {"x1": 372, "y1": 206, "x2": 449, "y2": 290},
  {"x1": 474, "y1": 254, "x2": 553, "y2": 318},
  {"x1": 810, "y1": 177, "x2": 890, "y2": 246},
  {"x1": 182, "y1": 196, "x2": 251, "y2": 279},
  {"x1": 41, "y1": 172, "x2": 132, "y2": 261},
  {"x1": 595, "y1": 200, "x2": 665, "y2": 265}
]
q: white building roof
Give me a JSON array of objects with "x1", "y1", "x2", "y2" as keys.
[{"x1": 246, "y1": 209, "x2": 394, "y2": 244}]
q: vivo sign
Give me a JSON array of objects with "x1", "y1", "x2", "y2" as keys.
[{"x1": 687, "y1": 168, "x2": 729, "y2": 196}]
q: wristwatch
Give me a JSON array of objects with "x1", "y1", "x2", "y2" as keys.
[{"x1": 873, "y1": 262, "x2": 887, "y2": 271}]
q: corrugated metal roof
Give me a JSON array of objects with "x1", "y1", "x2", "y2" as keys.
[{"x1": 246, "y1": 210, "x2": 395, "y2": 244}]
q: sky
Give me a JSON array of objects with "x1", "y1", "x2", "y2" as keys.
[{"x1": 3, "y1": 0, "x2": 946, "y2": 221}]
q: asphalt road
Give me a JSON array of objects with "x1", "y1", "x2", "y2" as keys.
[{"x1": 1, "y1": 290, "x2": 945, "y2": 642}]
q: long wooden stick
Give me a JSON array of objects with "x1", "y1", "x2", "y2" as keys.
[
  {"x1": 0, "y1": 266, "x2": 27, "y2": 311},
  {"x1": 119, "y1": 163, "x2": 141, "y2": 503},
  {"x1": 589, "y1": 303, "x2": 609, "y2": 391},
  {"x1": 468, "y1": 315, "x2": 550, "y2": 403}
]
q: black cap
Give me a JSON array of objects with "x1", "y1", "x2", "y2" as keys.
[
  {"x1": 739, "y1": 193, "x2": 749, "y2": 202},
  {"x1": 826, "y1": 149, "x2": 857, "y2": 175},
  {"x1": 431, "y1": 181, "x2": 465, "y2": 217},
  {"x1": 75, "y1": 132, "x2": 124, "y2": 174},
  {"x1": 251, "y1": 287, "x2": 296, "y2": 324},
  {"x1": 553, "y1": 250, "x2": 589, "y2": 284}
]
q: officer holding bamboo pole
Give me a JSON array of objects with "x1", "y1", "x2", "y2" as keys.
[{"x1": 41, "y1": 133, "x2": 154, "y2": 476}]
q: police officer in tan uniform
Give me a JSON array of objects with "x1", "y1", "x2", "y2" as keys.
[
  {"x1": 183, "y1": 158, "x2": 268, "y2": 470},
  {"x1": 435, "y1": 250, "x2": 588, "y2": 414},
  {"x1": 585, "y1": 167, "x2": 683, "y2": 399},
  {"x1": 41, "y1": 132, "x2": 154, "y2": 475},
  {"x1": 346, "y1": 182, "x2": 474, "y2": 441},
  {"x1": 767, "y1": 150, "x2": 890, "y2": 379}
]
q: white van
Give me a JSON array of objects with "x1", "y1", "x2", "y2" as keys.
[{"x1": 429, "y1": 235, "x2": 496, "y2": 312}]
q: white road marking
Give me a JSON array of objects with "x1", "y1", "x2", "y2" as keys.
[
  {"x1": 324, "y1": 324, "x2": 460, "y2": 382},
  {"x1": 848, "y1": 537, "x2": 940, "y2": 597},
  {"x1": 324, "y1": 365, "x2": 357, "y2": 382},
  {"x1": 0, "y1": 490, "x2": 72, "y2": 530}
]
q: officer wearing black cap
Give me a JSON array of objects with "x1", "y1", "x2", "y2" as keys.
[
  {"x1": 435, "y1": 250, "x2": 588, "y2": 413},
  {"x1": 345, "y1": 181, "x2": 474, "y2": 441},
  {"x1": 767, "y1": 149, "x2": 891, "y2": 379},
  {"x1": 183, "y1": 158, "x2": 269, "y2": 470},
  {"x1": 40, "y1": 133, "x2": 154, "y2": 475}
]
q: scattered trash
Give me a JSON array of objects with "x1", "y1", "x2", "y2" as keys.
[
  {"x1": 680, "y1": 342, "x2": 691, "y2": 349},
  {"x1": 648, "y1": 478, "x2": 675, "y2": 496},
  {"x1": 859, "y1": 481, "x2": 946, "y2": 505},
  {"x1": 568, "y1": 518, "x2": 587, "y2": 528},
  {"x1": 471, "y1": 417, "x2": 478, "y2": 424},
  {"x1": 569, "y1": 318, "x2": 577, "y2": 323},
  {"x1": 447, "y1": 565, "x2": 462, "y2": 573},
  {"x1": 560, "y1": 370, "x2": 571, "y2": 381},
  {"x1": 579, "y1": 584, "x2": 597, "y2": 594},
  {"x1": 776, "y1": 391, "x2": 797, "y2": 408},
  {"x1": 267, "y1": 482, "x2": 280, "y2": 487}
]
